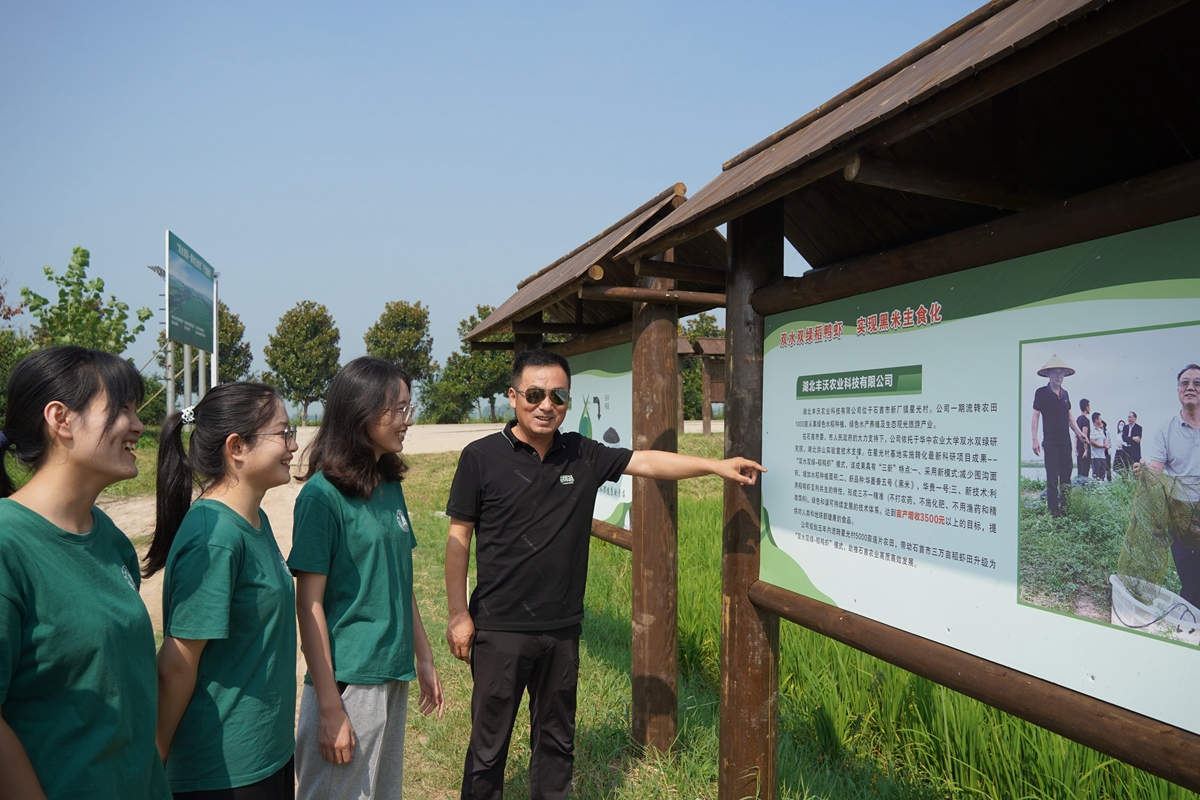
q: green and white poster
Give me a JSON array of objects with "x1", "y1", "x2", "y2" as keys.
[
  {"x1": 761, "y1": 214, "x2": 1200, "y2": 734},
  {"x1": 569, "y1": 344, "x2": 633, "y2": 530},
  {"x1": 166, "y1": 231, "x2": 216, "y2": 350}
]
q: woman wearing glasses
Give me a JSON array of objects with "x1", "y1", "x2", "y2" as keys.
[
  {"x1": 289, "y1": 356, "x2": 443, "y2": 800},
  {"x1": 145, "y1": 382, "x2": 299, "y2": 799}
]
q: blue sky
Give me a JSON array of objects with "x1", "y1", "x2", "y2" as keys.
[{"x1": 0, "y1": 0, "x2": 982, "y2": 380}]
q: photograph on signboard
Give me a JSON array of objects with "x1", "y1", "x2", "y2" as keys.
[
  {"x1": 568, "y1": 344, "x2": 633, "y2": 530},
  {"x1": 1019, "y1": 324, "x2": 1200, "y2": 646},
  {"x1": 758, "y1": 213, "x2": 1200, "y2": 736}
]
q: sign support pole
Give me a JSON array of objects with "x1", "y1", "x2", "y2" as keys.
[
  {"x1": 720, "y1": 200, "x2": 783, "y2": 800},
  {"x1": 212, "y1": 274, "x2": 220, "y2": 387},
  {"x1": 166, "y1": 342, "x2": 175, "y2": 417},
  {"x1": 183, "y1": 344, "x2": 193, "y2": 412},
  {"x1": 631, "y1": 253, "x2": 679, "y2": 753}
]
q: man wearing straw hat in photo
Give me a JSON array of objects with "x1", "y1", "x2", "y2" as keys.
[{"x1": 1030, "y1": 355, "x2": 1088, "y2": 517}]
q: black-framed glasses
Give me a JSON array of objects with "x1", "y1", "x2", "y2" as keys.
[
  {"x1": 511, "y1": 386, "x2": 569, "y2": 406},
  {"x1": 243, "y1": 425, "x2": 299, "y2": 446}
]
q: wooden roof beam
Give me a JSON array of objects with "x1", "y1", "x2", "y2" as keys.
[
  {"x1": 511, "y1": 321, "x2": 612, "y2": 335},
  {"x1": 579, "y1": 285, "x2": 726, "y2": 306},
  {"x1": 752, "y1": 156, "x2": 1200, "y2": 317},
  {"x1": 844, "y1": 153, "x2": 1063, "y2": 212},
  {"x1": 621, "y1": 0, "x2": 1187, "y2": 263},
  {"x1": 635, "y1": 259, "x2": 727, "y2": 286}
]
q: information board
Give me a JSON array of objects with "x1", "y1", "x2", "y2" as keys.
[
  {"x1": 569, "y1": 344, "x2": 634, "y2": 530},
  {"x1": 760, "y1": 214, "x2": 1200, "y2": 733},
  {"x1": 166, "y1": 231, "x2": 216, "y2": 350}
]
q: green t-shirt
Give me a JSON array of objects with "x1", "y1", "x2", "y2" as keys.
[
  {"x1": 288, "y1": 472, "x2": 417, "y2": 684},
  {"x1": 161, "y1": 500, "x2": 297, "y2": 792},
  {"x1": 0, "y1": 499, "x2": 170, "y2": 800}
]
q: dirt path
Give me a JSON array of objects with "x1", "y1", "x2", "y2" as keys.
[
  {"x1": 97, "y1": 421, "x2": 500, "y2": 716},
  {"x1": 98, "y1": 468, "x2": 310, "y2": 708}
]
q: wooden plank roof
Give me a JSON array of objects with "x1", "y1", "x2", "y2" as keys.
[
  {"x1": 467, "y1": 185, "x2": 685, "y2": 341},
  {"x1": 468, "y1": 183, "x2": 730, "y2": 342},
  {"x1": 618, "y1": 0, "x2": 1120, "y2": 262}
]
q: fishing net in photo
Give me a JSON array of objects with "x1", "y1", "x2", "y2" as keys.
[{"x1": 1113, "y1": 469, "x2": 1200, "y2": 642}]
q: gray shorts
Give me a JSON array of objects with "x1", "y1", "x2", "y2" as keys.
[{"x1": 296, "y1": 681, "x2": 409, "y2": 800}]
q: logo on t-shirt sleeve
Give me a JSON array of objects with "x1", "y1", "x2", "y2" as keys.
[
  {"x1": 121, "y1": 565, "x2": 137, "y2": 591},
  {"x1": 396, "y1": 510, "x2": 411, "y2": 533}
]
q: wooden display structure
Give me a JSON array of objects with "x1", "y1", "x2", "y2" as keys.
[{"x1": 617, "y1": 0, "x2": 1200, "y2": 796}]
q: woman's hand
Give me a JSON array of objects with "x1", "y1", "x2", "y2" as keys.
[
  {"x1": 318, "y1": 702, "x2": 357, "y2": 765},
  {"x1": 415, "y1": 657, "x2": 445, "y2": 718}
]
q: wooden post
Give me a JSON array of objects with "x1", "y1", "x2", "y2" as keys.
[
  {"x1": 701, "y1": 357, "x2": 712, "y2": 436},
  {"x1": 676, "y1": 351, "x2": 685, "y2": 431},
  {"x1": 631, "y1": 259, "x2": 679, "y2": 754},
  {"x1": 721, "y1": 200, "x2": 783, "y2": 800},
  {"x1": 512, "y1": 312, "x2": 543, "y2": 356}
]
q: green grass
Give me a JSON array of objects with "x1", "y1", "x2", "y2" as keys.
[
  {"x1": 400, "y1": 436, "x2": 1197, "y2": 799},
  {"x1": 1018, "y1": 471, "x2": 1182, "y2": 616},
  {"x1": 1, "y1": 428, "x2": 161, "y2": 499}
]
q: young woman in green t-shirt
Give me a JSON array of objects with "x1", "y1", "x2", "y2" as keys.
[
  {"x1": 289, "y1": 356, "x2": 443, "y2": 799},
  {"x1": 145, "y1": 382, "x2": 299, "y2": 799},
  {"x1": 0, "y1": 346, "x2": 171, "y2": 800}
]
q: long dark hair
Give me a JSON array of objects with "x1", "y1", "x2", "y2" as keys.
[
  {"x1": 0, "y1": 346, "x2": 143, "y2": 497},
  {"x1": 143, "y1": 382, "x2": 281, "y2": 578},
  {"x1": 303, "y1": 356, "x2": 409, "y2": 499}
]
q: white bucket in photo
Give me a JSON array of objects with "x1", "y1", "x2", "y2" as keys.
[{"x1": 1109, "y1": 574, "x2": 1200, "y2": 646}]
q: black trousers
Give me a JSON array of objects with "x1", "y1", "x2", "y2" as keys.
[
  {"x1": 1077, "y1": 451, "x2": 1091, "y2": 480},
  {"x1": 174, "y1": 757, "x2": 294, "y2": 800},
  {"x1": 461, "y1": 625, "x2": 581, "y2": 800},
  {"x1": 1044, "y1": 442, "x2": 1073, "y2": 517},
  {"x1": 1172, "y1": 541, "x2": 1200, "y2": 608}
]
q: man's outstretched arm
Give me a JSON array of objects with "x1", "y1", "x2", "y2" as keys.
[{"x1": 625, "y1": 450, "x2": 766, "y2": 485}]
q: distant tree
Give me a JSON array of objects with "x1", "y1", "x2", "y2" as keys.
[
  {"x1": 0, "y1": 329, "x2": 32, "y2": 421},
  {"x1": 137, "y1": 374, "x2": 168, "y2": 427},
  {"x1": 0, "y1": 275, "x2": 30, "y2": 418},
  {"x1": 451, "y1": 305, "x2": 512, "y2": 422},
  {"x1": 21, "y1": 246, "x2": 152, "y2": 354},
  {"x1": 418, "y1": 355, "x2": 477, "y2": 424},
  {"x1": 364, "y1": 300, "x2": 436, "y2": 382},
  {"x1": 679, "y1": 312, "x2": 724, "y2": 420},
  {"x1": 263, "y1": 301, "x2": 340, "y2": 425},
  {"x1": 0, "y1": 275, "x2": 25, "y2": 323},
  {"x1": 157, "y1": 300, "x2": 254, "y2": 397}
]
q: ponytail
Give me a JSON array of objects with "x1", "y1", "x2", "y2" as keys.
[
  {"x1": 0, "y1": 429, "x2": 15, "y2": 498},
  {"x1": 142, "y1": 382, "x2": 281, "y2": 578},
  {"x1": 143, "y1": 411, "x2": 192, "y2": 578}
]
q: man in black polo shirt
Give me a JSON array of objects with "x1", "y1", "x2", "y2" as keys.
[
  {"x1": 445, "y1": 348, "x2": 764, "y2": 800},
  {"x1": 1030, "y1": 355, "x2": 1087, "y2": 517}
]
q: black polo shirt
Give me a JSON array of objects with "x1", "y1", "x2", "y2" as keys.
[
  {"x1": 1033, "y1": 384, "x2": 1072, "y2": 446},
  {"x1": 446, "y1": 421, "x2": 633, "y2": 632}
]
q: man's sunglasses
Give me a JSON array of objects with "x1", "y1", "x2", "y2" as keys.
[{"x1": 511, "y1": 386, "x2": 570, "y2": 406}]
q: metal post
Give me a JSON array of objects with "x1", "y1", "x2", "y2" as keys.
[
  {"x1": 211, "y1": 274, "x2": 220, "y2": 387},
  {"x1": 720, "y1": 200, "x2": 783, "y2": 800},
  {"x1": 631, "y1": 256, "x2": 679, "y2": 753},
  {"x1": 198, "y1": 350, "x2": 207, "y2": 398},
  {"x1": 166, "y1": 342, "x2": 175, "y2": 417},
  {"x1": 183, "y1": 344, "x2": 193, "y2": 412}
]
